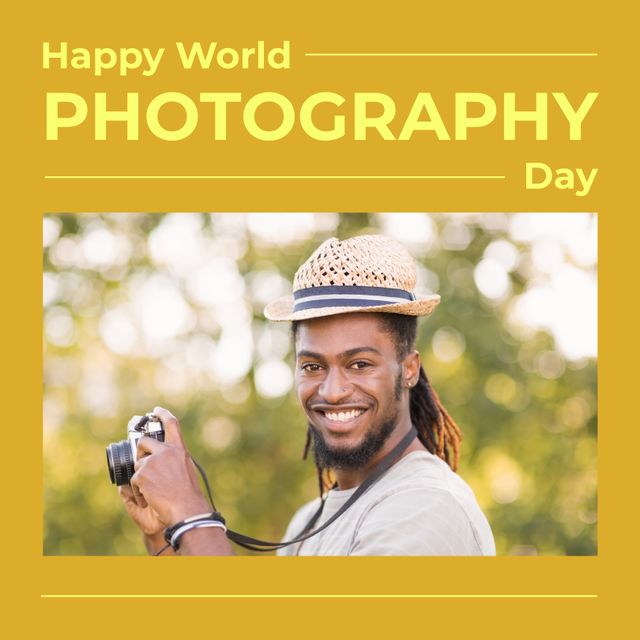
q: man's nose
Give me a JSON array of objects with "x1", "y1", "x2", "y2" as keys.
[{"x1": 319, "y1": 368, "x2": 352, "y2": 404}]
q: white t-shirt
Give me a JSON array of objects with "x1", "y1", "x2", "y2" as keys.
[{"x1": 277, "y1": 450, "x2": 496, "y2": 556}]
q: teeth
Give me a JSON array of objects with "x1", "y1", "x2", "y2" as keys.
[{"x1": 324, "y1": 409, "x2": 364, "y2": 422}]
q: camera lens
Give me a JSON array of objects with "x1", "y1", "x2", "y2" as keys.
[{"x1": 106, "y1": 440, "x2": 135, "y2": 486}]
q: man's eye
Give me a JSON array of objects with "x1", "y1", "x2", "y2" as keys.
[
  {"x1": 301, "y1": 363, "x2": 322, "y2": 372},
  {"x1": 350, "y1": 361, "x2": 371, "y2": 370}
]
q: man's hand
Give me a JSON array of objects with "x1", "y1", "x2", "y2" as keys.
[
  {"x1": 118, "y1": 483, "x2": 166, "y2": 537},
  {"x1": 129, "y1": 406, "x2": 211, "y2": 527},
  {"x1": 118, "y1": 483, "x2": 172, "y2": 555},
  {"x1": 119, "y1": 406, "x2": 234, "y2": 555}
]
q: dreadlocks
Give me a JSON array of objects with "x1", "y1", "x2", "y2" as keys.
[
  {"x1": 379, "y1": 313, "x2": 462, "y2": 471},
  {"x1": 293, "y1": 314, "x2": 463, "y2": 491}
]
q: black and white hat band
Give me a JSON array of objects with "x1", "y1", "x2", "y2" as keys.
[{"x1": 292, "y1": 285, "x2": 416, "y2": 312}]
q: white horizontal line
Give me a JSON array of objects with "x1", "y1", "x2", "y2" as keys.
[
  {"x1": 41, "y1": 593, "x2": 598, "y2": 599},
  {"x1": 45, "y1": 175, "x2": 506, "y2": 180},
  {"x1": 305, "y1": 52, "x2": 598, "y2": 57}
]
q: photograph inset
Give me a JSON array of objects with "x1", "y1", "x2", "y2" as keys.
[{"x1": 43, "y1": 212, "x2": 597, "y2": 556}]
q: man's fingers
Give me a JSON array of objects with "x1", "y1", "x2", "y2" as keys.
[
  {"x1": 130, "y1": 475, "x2": 148, "y2": 508},
  {"x1": 134, "y1": 452, "x2": 150, "y2": 472},
  {"x1": 120, "y1": 483, "x2": 147, "y2": 508},
  {"x1": 119, "y1": 485, "x2": 134, "y2": 502},
  {"x1": 153, "y1": 406, "x2": 186, "y2": 447},
  {"x1": 135, "y1": 493, "x2": 149, "y2": 509},
  {"x1": 136, "y1": 435, "x2": 163, "y2": 458}
]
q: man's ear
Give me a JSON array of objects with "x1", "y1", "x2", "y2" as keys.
[{"x1": 403, "y1": 350, "x2": 421, "y2": 388}]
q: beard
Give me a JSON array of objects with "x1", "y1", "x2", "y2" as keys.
[{"x1": 308, "y1": 371, "x2": 403, "y2": 471}]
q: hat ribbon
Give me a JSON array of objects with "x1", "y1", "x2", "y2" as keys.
[{"x1": 292, "y1": 285, "x2": 415, "y2": 312}]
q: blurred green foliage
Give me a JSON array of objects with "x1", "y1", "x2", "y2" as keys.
[{"x1": 43, "y1": 212, "x2": 597, "y2": 555}]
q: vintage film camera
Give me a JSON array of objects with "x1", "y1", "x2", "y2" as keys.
[{"x1": 106, "y1": 414, "x2": 165, "y2": 486}]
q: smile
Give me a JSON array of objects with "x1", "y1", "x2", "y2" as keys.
[{"x1": 323, "y1": 409, "x2": 365, "y2": 423}]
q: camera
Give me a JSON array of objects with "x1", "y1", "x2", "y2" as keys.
[{"x1": 106, "y1": 413, "x2": 165, "y2": 486}]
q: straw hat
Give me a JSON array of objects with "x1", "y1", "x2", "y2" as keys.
[{"x1": 264, "y1": 235, "x2": 440, "y2": 322}]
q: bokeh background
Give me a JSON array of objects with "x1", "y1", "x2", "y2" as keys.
[{"x1": 43, "y1": 212, "x2": 597, "y2": 555}]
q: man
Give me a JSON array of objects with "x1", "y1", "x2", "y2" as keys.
[{"x1": 120, "y1": 235, "x2": 495, "y2": 556}]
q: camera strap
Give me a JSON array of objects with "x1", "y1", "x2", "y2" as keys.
[{"x1": 217, "y1": 426, "x2": 418, "y2": 552}]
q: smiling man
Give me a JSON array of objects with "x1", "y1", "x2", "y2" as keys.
[{"x1": 120, "y1": 235, "x2": 495, "y2": 556}]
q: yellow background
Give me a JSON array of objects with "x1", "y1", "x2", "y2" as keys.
[{"x1": 4, "y1": 0, "x2": 636, "y2": 636}]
